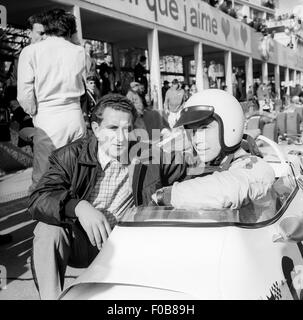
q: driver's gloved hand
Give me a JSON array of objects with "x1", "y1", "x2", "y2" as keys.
[{"x1": 151, "y1": 187, "x2": 172, "y2": 206}]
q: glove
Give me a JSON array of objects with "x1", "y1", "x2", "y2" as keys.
[{"x1": 151, "y1": 187, "x2": 172, "y2": 206}]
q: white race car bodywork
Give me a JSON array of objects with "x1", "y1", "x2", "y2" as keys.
[
  {"x1": 62, "y1": 194, "x2": 303, "y2": 300},
  {"x1": 61, "y1": 136, "x2": 303, "y2": 300}
]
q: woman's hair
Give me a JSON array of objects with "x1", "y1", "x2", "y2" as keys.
[
  {"x1": 91, "y1": 93, "x2": 137, "y2": 125},
  {"x1": 43, "y1": 8, "x2": 77, "y2": 38}
]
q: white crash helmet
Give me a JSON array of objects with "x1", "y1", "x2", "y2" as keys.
[{"x1": 174, "y1": 89, "x2": 245, "y2": 153}]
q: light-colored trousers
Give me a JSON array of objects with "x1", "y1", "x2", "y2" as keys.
[
  {"x1": 31, "y1": 105, "x2": 86, "y2": 191},
  {"x1": 167, "y1": 111, "x2": 181, "y2": 129},
  {"x1": 32, "y1": 221, "x2": 99, "y2": 300}
]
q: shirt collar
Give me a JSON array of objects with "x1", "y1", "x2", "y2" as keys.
[
  {"x1": 97, "y1": 146, "x2": 129, "y2": 170},
  {"x1": 98, "y1": 147, "x2": 113, "y2": 170}
]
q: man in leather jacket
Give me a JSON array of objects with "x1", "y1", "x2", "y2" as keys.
[{"x1": 29, "y1": 93, "x2": 187, "y2": 299}]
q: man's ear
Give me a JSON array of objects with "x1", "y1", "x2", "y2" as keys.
[{"x1": 91, "y1": 121, "x2": 100, "y2": 136}]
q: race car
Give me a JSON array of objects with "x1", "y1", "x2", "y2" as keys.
[{"x1": 60, "y1": 135, "x2": 303, "y2": 300}]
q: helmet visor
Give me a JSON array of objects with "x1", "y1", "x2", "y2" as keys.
[{"x1": 174, "y1": 105, "x2": 214, "y2": 128}]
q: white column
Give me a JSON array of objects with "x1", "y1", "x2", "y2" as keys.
[
  {"x1": 242, "y1": 6, "x2": 250, "y2": 18},
  {"x1": 285, "y1": 67, "x2": 290, "y2": 95},
  {"x1": 72, "y1": 5, "x2": 83, "y2": 45},
  {"x1": 261, "y1": 62, "x2": 268, "y2": 84},
  {"x1": 301, "y1": 72, "x2": 303, "y2": 86},
  {"x1": 194, "y1": 42, "x2": 204, "y2": 92},
  {"x1": 289, "y1": 69, "x2": 294, "y2": 91},
  {"x1": 274, "y1": 65, "x2": 280, "y2": 100},
  {"x1": 245, "y1": 56, "x2": 253, "y2": 96},
  {"x1": 290, "y1": 69, "x2": 294, "y2": 81},
  {"x1": 262, "y1": 12, "x2": 266, "y2": 21},
  {"x1": 224, "y1": 51, "x2": 233, "y2": 95},
  {"x1": 148, "y1": 28, "x2": 162, "y2": 110},
  {"x1": 294, "y1": 70, "x2": 298, "y2": 85}
]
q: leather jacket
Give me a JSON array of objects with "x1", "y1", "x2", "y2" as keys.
[{"x1": 28, "y1": 134, "x2": 187, "y2": 226}]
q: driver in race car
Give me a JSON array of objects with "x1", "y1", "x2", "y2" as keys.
[{"x1": 153, "y1": 89, "x2": 275, "y2": 210}]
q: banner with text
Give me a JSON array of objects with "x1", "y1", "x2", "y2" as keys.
[{"x1": 84, "y1": 0, "x2": 252, "y2": 53}]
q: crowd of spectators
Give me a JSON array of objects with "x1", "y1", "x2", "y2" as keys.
[
  {"x1": 202, "y1": 0, "x2": 277, "y2": 37},
  {"x1": 203, "y1": 0, "x2": 303, "y2": 51},
  {"x1": 272, "y1": 13, "x2": 299, "y2": 22},
  {"x1": 263, "y1": 0, "x2": 275, "y2": 10},
  {"x1": 204, "y1": 0, "x2": 237, "y2": 19}
]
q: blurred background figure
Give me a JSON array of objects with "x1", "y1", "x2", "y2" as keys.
[
  {"x1": 164, "y1": 78, "x2": 185, "y2": 128},
  {"x1": 6, "y1": 13, "x2": 45, "y2": 88},
  {"x1": 138, "y1": 83, "x2": 148, "y2": 110},
  {"x1": 189, "y1": 83, "x2": 198, "y2": 97},
  {"x1": 247, "y1": 85, "x2": 254, "y2": 101},
  {"x1": 161, "y1": 80, "x2": 170, "y2": 103},
  {"x1": 81, "y1": 74, "x2": 98, "y2": 129},
  {"x1": 83, "y1": 41, "x2": 96, "y2": 76},
  {"x1": 208, "y1": 60, "x2": 217, "y2": 88},
  {"x1": 113, "y1": 80, "x2": 123, "y2": 94},
  {"x1": 126, "y1": 81, "x2": 146, "y2": 130},
  {"x1": 4, "y1": 85, "x2": 34, "y2": 148},
  {"x1": 182, "y1": 83, "x2": 190, "y2": 102},
  {"x1": 98, "y1": 53, "x2": 115, "y2": 96},
  {"x1": 134, "y1": 55, "x2": 148, "y2": 95}
]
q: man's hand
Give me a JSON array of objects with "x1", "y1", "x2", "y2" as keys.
[{"x1": 75, "y1": 200, "x2": 111, "y2": 250}]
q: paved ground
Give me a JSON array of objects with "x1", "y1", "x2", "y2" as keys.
[
  {"x1": 0, "y1": 127, "x2": 86, "y2": 300},
  {"x1": 0, "y1": 190, "x2": 86, "y2": 300}
]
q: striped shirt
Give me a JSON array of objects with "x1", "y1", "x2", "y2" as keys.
[{"x1": 87, "y1": 149, "x2": 134, "y2": 228}]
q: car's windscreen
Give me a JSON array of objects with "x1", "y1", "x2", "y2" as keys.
[{"x1": 119, "y1": 168, "x2": 297, "y2": 227}]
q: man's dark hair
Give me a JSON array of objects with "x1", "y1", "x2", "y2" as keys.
[
  {"x1": 43, "y1": 8, "x2": 77, "y2": 38},
  {"x1": 139, "y1": 55, "x2": 147, "y2": 63},
  {"x1": 27, "y1": 13, "x2": 44, "y2": 30},
  {"x1": 91, "y1": 94, "x2": 137, "y2": 125},
  {"x1": 84, "y1": 40, "x2": 92, "y2": 46},
  {"x1": 103, "y1": 52, "x2": 111, "y2": 59},
  {"x1": 86, "y1": 74, "x2": 97, "y2": 82}
]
